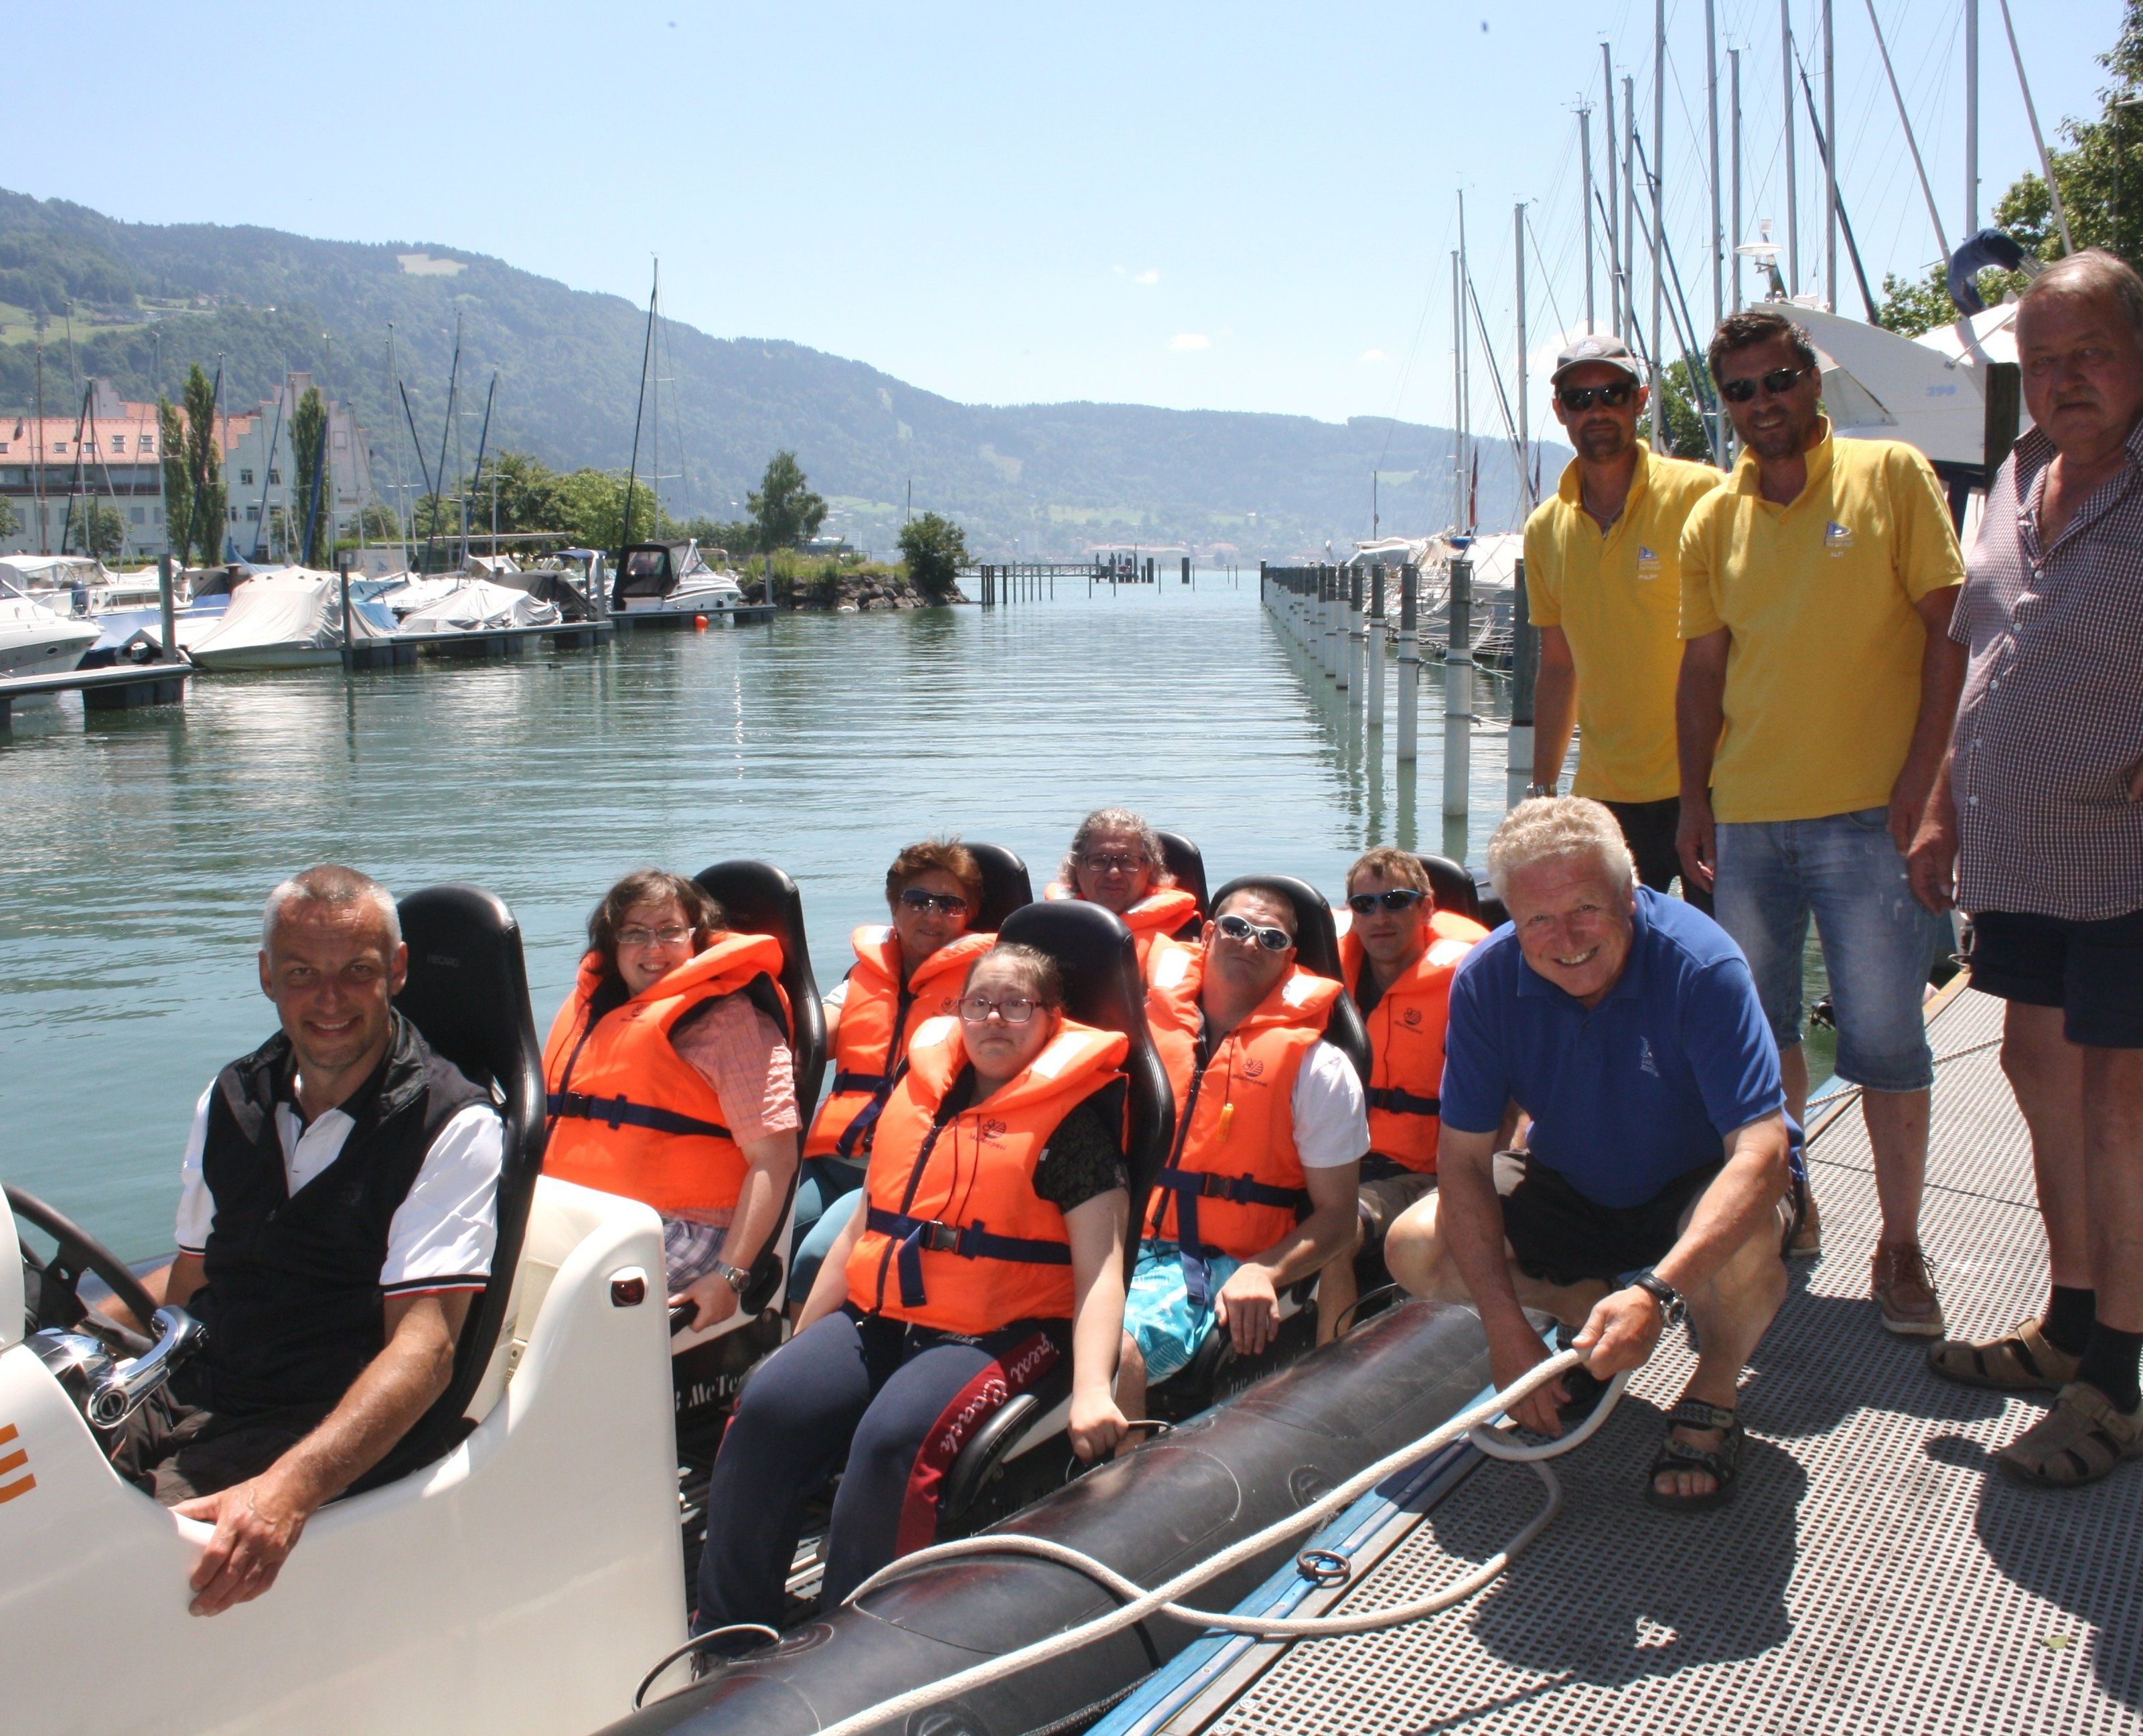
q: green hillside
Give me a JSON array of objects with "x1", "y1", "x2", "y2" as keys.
[{"x1": 0, "y1": 189, "x2": 1541, "y2": 558}]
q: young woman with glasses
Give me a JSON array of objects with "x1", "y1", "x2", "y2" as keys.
[
  {"x1": 693, "y1": 942, "x2": 1132, "y2": 1637},
  {"x1": 788, "y1": 839, "x2": 997, "y2": 1307},
  {"x1": 541, "y1": 869, "x2": 801, "y2": 1337}
]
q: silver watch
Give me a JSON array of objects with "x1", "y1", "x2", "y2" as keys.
[
  {"x1": 715, "y1": 1261, "x2": 753, "y2": 1296},
  {"x1": 1524, "y1": 780, "x2": 1558, "y2": 800}
]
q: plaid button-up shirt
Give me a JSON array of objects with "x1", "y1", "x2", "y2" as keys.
[{"x1": 1951, "y1": 417, "x2": 2143, "y2": 921}]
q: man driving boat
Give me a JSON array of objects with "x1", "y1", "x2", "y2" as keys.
[
  {"x1": 110, "y1": 865, "x2": 504, "y2": 1615},
  {"x1": 1116, "y1": 883, "x2": 1367, "y2": 1419}
]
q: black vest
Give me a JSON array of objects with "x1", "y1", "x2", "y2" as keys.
[{"x1": 192, "y1": 1013, "x2": 489, "y2": 1417}]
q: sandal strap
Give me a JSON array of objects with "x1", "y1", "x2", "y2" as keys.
[{"x1": 1666, "y1": 1398, "x2": 1740, "y2": 1434}]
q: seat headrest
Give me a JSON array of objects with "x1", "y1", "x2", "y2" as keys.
[
  {"x1": 963, "y1": 842, "x2": 1034, "y2": 934},
  {"x1": 1154, "y1": 829, "x2": 1209, "y2": 916},
  {"x1": 997, "y1": 899, "x2": 1144, "y2": 1039},
  {"x1": 1206, "y1": 872, "x2": 1371, "y2": 1085},
  {"x1": 1416, "y1": 853, "x2": 1483, "y2": 924},
  {"x1": 692, "y1": 860, "x2": 829, "y2": 1112},
  {"x1": 394, "y1": 884, "x2": 538, "y2": 1097}
]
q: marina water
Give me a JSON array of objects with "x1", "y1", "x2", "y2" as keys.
[{"x1": 7, "y1": 579, "x2": 1530, "y2": 1261}]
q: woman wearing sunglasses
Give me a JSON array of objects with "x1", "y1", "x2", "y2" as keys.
[
  {"x1": 788, "y1": 840, "x2": 996, "y2": 1307},
  {"x1": 542, "y1": 869, "x2": 800, "y2": 1337},
  {"x1": 1049, "y1": 807, "x2": 1199, "y2": 977},
  {"x1": 1319, "y1": 849, "x2": 1489, "y2": 1342},
  {"x1": 694, "y1": 943, "x2": 1132, "y2": 1636}
]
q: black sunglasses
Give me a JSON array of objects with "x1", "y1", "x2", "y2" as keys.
[
  {"x1": 1347, "y1": 888, "x2": 1427, "y2": 916},
  {"x1": 898, "y1": 888, "x2": 968, "y2": 916},
  {"x1": 1718, "y1": 364, "x2": 1813, "y2": 404},
  {"x1": 1558, "y1": 381, "x2": 1635, "y2": 411},
  {"x1": 1215, "y1": 912, "x2": 1294, "y2": 953}
]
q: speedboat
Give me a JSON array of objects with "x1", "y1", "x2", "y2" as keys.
[
  {"x1": 396, "y1": 578, "x2": 562, "y2": 632},
  {"x1": 611, "y1": 540, "x2": 752, "y2": 624},
  {"x1": 0, "y1": 576, "x2": 100, "y2": 679}
]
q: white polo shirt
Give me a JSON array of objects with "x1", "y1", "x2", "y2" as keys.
[{"x1": 175, "y1": 1080, "x2": 503, "y2": 1299}]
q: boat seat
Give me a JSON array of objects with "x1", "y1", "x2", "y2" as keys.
[
  {"x1": 1154, "y1": 830, "x2": 1209, "y2": 936},
  {"x1": 936, "y1": 898, "x2": 1175, "y2": 1521},
  {"x1": 964, "y1": 842, "x2": 1035, "y2": 933},
  {"x1": 353, "y1": 884, "x2": 546, "y2": 1492},
  {"x1": 1207, "y1": 873, "x2": 1370, "y2": 1086},
  {"x1": 1416, "y1": 853, "x2": 1484, "y2": 924}
]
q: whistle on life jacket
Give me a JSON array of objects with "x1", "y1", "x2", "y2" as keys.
[{"x1": 1217, "y1": 1102, "x2": 1234, "y2": 1142}]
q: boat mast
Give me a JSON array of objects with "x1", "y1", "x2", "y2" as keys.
[
  {"x1": 650, "y1": 267, "x2": 661, "y2": 536},
  {"x1": 1782, "y1": 0, "x2": 1799, "y2": 293},
  {"x1": 1964, "y1": 0, "x2": 1979, "y2": 232},
  {"x1": 1823, "y1": 0, "x2": 1838, "y2": 311},
  {"x1": 621, "y1": 264, "x2": 657, "y2": 555},
  {"x1": 1580, "y1": 106, "x2": 1597, "y2": 334},
  {"x1": 1458, "y1": 191, "x2": 1473, "y2": 536},
  {"x1": 1730, "y1": 46, "x2": 1745, "y2": 310},
  {"x1": 1515, "y1": 202, "x2": 1530, "y2": 513},
  {"x1": 1450, "y1": 249, "x2": 1463, "y2": 532},
  {"x1": 1706, "y1": 0, "x2": 1724, "y2": 341},
  {"x1": 34, "y1": 344, "x2": 46, "y2": 555},
  {"x1": 387, "y1": 326, "x2": 414, "y2": 568},
  {"x1": 1651, "y1": 0, "x2": 1667, "y2": 453},
  {"x1": 1866, "y1": 0, "x2": 1953, "y2": 261},
  {"x1": 425, "y1": 316, "x2": 462, "y2": 576},
  {"x1": 1997, "y1": 0, "x2": 2075, "y2": 252},
  {"x1": 1623, "y1": 74, "x2": 1638, "y2": 347},
  {"x1": 1602, "y1": 46, "x2": 1621, "y2": 333}
]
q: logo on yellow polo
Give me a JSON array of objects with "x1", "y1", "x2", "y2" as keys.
[
  {"x1": 1635, "y1": 545, "x2": 1661, "y2": 581},
  {"x1": 1825, "y1": 520, "x2": 1855, "y2": 556}
]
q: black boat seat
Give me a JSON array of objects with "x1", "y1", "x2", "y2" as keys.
[
  {"x1": 964, "y1": 842, "x2": 1035, "y2": 933},
  {"x1": 1153, "y1": 830, "x2": 1209, "y2": 935},
  {"x1": 352, "y1": 884, "x2": 545, "y2": 1492},
  {"x1": 1416, "y1": 853, "x2": 1484, "y2": 924},
  {"x1": 936, "y1": 899, "x2": 1175, "y2": 1522}
]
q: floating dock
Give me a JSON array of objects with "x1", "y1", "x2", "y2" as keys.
[
  {"x1": 0, "y1": 661, "x2": 191, "y2": 725},
  {"x1": 1098, "y1": 983, "x2": 2142, "y2": 1736}
]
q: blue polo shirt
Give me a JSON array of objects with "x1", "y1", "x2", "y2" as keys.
[{"x1": 1440, "y1": 886, "x2": 1789, "y2": 1208}]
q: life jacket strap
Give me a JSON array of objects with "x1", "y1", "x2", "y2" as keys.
[
  {"x1": 831, "y1": 1068, "x2": 894, "y2": 1094},
  {"x1": 1151, "y1": 1165, "x2": 1311, "y2": 1315},
  {"x1": 831, "y1": 1068, "x2": 901, "y2": 1159},
  {"x1": 546, "y1": 1090, "x2": 733, "y2": 1142},
  {"x1": 865, "y1": 1206, "x2": 1073, "y2": 1310},
  {"x1": 1365, "y1": 1085, "x2": 1441, "y2": 1116}
]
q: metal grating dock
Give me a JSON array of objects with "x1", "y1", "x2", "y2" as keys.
[{"x1": 1127, "y1": 987, "x2": 2143, "y2": 1736}]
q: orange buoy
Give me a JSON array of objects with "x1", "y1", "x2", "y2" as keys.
[{"x1": 694, "y1": 614, "x2": 709, "y2": 631}]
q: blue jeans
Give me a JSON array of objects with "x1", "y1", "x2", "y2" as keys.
[
  {"x1": 1714, "y1": 808, "x2": 1947, "y2": 1092},
  {"x1": 786, "y1": 1158, "x2": 866, "y2": 1306}
]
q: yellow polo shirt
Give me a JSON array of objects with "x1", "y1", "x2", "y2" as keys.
[
  {"x1": 1679, "y1": 423, "x2": 1964, "y2": 823},
  {"x1": 1524, "y1": 445, "x2": 1724, "y2": 803}
]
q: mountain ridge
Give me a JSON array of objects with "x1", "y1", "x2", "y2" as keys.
[{"x1": 0, "y1": 188, "x2": 1546, "y2": 558}]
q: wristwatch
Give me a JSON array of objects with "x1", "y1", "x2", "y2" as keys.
[
  {"x1": 714, "y1": 1261, "x2": 753, "y2": 1297},
  {"x1": 1630, "y1": 1268, "x2": 1686, "y2": 1327},
  {"x1": 1524, "y1": 780, "x2": 1558, "y2": 799}
]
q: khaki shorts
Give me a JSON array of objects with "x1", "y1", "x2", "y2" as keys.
[{"x1": 1359, "y1": 1167, "x2": 1436, "y2": 1244}]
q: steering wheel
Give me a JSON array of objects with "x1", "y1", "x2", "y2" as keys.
[{"x1": 7, "y1": 1183, "x2": 159, "y2": 1355}]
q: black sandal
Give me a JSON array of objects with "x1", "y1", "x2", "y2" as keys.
[{"x1": 1644, "y1": 1398, "x2": 1743, "y2": 1512}]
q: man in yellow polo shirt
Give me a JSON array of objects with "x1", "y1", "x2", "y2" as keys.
[
  {"x1": 1676, "y1": 307, "x2": 1967, "y2": 1339},
  {"x1": 1525, "y1": 334, "x2": 1723, "y2": 902}
]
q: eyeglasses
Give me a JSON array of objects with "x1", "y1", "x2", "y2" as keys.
[
  {"x1": 960, "y1": 994, "x2": 1037, "y2": 1025},
  {"x1": 1718, "y1": 364, "x2": 1813, "y2": 404},
  {"x1": 898, "y1": 888, "x2": 969, "y2": 917},
  {"x1": 617, "y1": 924, "x2": 692, "y2": 949},
  {"x1": 1215, "y1": 912, "x2": 1294, "y2": 953},
  {"x1": 1080, "y1": 851, "x2": 1148, "y2": 875},
  {"x1": 1558, "y1": 381, "x2": 1635, "y2": 412},
  {"x1": 1347, "y1": 888, "x2": 1427, "y2": 916}
]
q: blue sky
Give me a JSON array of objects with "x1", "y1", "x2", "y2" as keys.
[{"x1": 17, "y1": 1, "x2": 2124, "y2": 444}]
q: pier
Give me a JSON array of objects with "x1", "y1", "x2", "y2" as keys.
[{"x1": 0, "y1": 660, "x2": 192, "y2": 726}]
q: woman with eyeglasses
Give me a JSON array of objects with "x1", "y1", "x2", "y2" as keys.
[
  {"x1": 1319, "y1": 848, "x2": 1489, "y2": 1343},
  {"x1": 787, "y1": 840, "x2": 996, "y2": 1307},
  {"x1": 1049, "y1": 807, "x2": 1199, "y2": 977},
  {"x1": 542, "y1": 869, "x2": 800, "y2": 1337},
  {"x1": 693, "y1": 943, "x2": 1132, "y2": 1636}
]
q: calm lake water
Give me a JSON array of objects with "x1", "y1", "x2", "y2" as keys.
[{"x1": 3, "y1": 576, "x2": 1592, "y2": 1261}]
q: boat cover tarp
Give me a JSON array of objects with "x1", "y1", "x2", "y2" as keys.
[
  {"x1": 397, "y1": 579, "x2": 560, "y2": 632},
  {"x1": 186, "y1": 568, "x2": 393, "y2": 668}
]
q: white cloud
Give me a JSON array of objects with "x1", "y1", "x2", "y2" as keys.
[
  {"x1": 1132, "y1": 269, "x2": 1159, "y2": 285},
  {"x1": 1167, "y1": 332, "x2": 1211, "y2": 352},
  {"x1": 1359, "y1": 348, "x2": 1390, "y2": 363}
]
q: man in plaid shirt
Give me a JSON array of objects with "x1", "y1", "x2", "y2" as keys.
[{"x1": 1912, "y1": 249, "x2": 2143, "y2": 1488}]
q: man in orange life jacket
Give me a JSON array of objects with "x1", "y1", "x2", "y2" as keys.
[
  {"x1": 1117, "y1": 885, "x2": 1368, "y2": 1417},
  {"x1": 1317, "y1": 847, "x2": 1489, "y2": 1343},
  {"x1": 1050, "y1": 807, "x2": 1201, "y2": 981}
]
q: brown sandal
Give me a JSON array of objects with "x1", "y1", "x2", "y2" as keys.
[
  {"x1": 1927, "y1": 1319, "x2": 2079, "y2": 1393},
  {"x1": 1995, "y1": 1383, "x2": 2143, "y2": 1489}
]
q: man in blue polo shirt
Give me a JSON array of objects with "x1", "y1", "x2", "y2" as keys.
[{"x1": 1387, "y1": 797, "x2": 1796, "y2": 1510}]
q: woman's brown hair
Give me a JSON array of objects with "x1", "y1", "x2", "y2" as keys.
[{"x1": 585, "y1": 869, "x2": 726, "y2": 1001}]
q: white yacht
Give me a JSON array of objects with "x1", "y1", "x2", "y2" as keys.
[
  {"x1": 609, "y1": 540, "x2": 752, "y2": 624},
  {"x1": 0, "y1": 575, "x2": 100, "y2": 679}
]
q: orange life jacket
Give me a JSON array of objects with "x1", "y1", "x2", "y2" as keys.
[
  {"x1": 541, "y1": 932, "x2": 790, "y2": 1215},
  {"x1": 846, "y1": 1017, "x2": 1129, "y2": 1335},
  {"x1": 1044, "y1": 881, "x2": 1201, "y2": 976},
  {"x1": 1338, "y1": 910, "x2": 1487, "y2": 1175},
  {"x1": 807, "y1": 927, "x2": 997, "y2": 1162},
  {"x1": 1142, "y1": 947, "x2": 1341, "y2": 1261}
]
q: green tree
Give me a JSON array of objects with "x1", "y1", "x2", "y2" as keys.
[
  {"x1": 287, "y1": 386, "x2": 331, "y2": 566},
  {"x1": 179, "y1": 364, "x2": 225, "y2": 566},
  {"x1": 897, "y1": 511, "x2": 969, "y2": 604},
  {"x1": 0, "y1": 494, "x2": 17, "y2": 540},
  {"x1": 747, "y1": 450, "x2": 828, "y2": 551},
  {"x1": 1636, "y1": 359, "x2": 1716, "y2": 462},
  {"x1": 65, "y1": 500, "x2": 125, "y2": 559},
  {"x1": 357, "y1": 502, "x2": 403, "y2": 542},
  {"x1": 158, "y1": 398, "x2": 190, "y2": 557}
]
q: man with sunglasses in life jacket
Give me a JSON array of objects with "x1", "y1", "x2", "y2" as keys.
[
  {"x1": 1317, "y1": 847, "x2": 1489, "y2": 1344},
  {"x1": 788, "y1": 840, "x2": 998, "y2": 1307},
  {"x1": 1116, "y1": 885, "x2": 1368, "y2": 1419},
  {"x1": 1048, "y1": 807, "x2": 1200, "y2": 981}
]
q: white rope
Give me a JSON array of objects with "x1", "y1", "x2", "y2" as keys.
[{"x1": 803, "y1": 1349, "x2": 1614, "y2": 1736}]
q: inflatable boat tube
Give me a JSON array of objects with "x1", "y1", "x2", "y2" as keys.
[{"x1": 603, "y1": 1295, "x2": 1491, "y2": 1736}]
